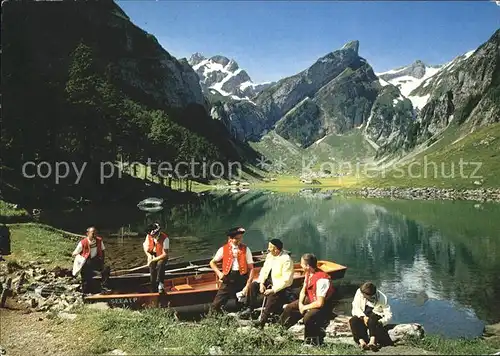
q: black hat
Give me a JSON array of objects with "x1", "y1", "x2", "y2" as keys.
[
  {"x1": 150, "y1": 223, "x2": 161, "y2": 236},
  {"x1": 227, "y1": 227, "x2": 246, "y2": 238},
  {"x1": 269, "y1": 238, "x2": 283, "y2": 250}
]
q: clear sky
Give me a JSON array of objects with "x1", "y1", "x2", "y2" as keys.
[{"x1": 117, "y1": 1, "x2": 500, "y2": 83}]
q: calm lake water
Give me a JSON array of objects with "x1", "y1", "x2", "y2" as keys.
[{"x1": 38, "y1": 189, "x2": 500, "y2": 338}]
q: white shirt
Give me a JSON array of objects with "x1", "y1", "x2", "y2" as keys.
[
  {"x1": 257, "y1": 251, "x2": 294, "y2": 293},
  {"x1": 351, "y1": 288, "x2": 392, "y2": 325},
  {"x1": 316, "y1": 278, "x2": 330, "y2": 298},
  {"x1": 73, "y1": 239, "x2": 105, "y2": 259},
  {"x1": 213, "y1": 243, "x2": 254, "y2": 270}
]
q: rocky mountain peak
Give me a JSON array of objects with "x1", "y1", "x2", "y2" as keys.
[
  {"x1": 188, "y1": 52, "x2": 206, "y2": 66},
  {"x1": 341, "y1": 40, "x2": 360, "y2": 55},
  {"x1": 209, "y1": 55, "x2": 231, "y2": 67},
  {"x1": 409, "y1": 60, "x2": 427, "y2": 79},
  {"x1": 188, "y1": 52, "x2": 271, "y2": 101},
  {"x1": 226, "y1": 59, "x2": 239, "y2": 72}
]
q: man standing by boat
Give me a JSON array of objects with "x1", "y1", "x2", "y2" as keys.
[
  {"x1": 143, "y1": 223, "x2": 169, "y2": 293},
  {"x1": 210, "y1": 227, "x2": 255, "y2": 312},
  {"x1": 280, "y1": 253, "x2": 334, "y2": 345},
  {"x1": 240, "y1": 238, "x2": 294, "y2": 327},
  {"x1": 72, "y1": 226, "x2": 110, "y2": 294}
]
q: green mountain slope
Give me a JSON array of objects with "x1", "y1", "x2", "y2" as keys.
[{"x1": 361, "y1": 123, "x2": 500, "y2": 189}]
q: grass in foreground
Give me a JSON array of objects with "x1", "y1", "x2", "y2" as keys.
[
  {"x1": 408, "y1": 334, "x2": 500, "y2": 355},
  {"x1": 72, "y1": 307, "x2": 359, "y2": 355},
  {"x1": 60, "y1": 307, "x2": 500, "y2": 355}
]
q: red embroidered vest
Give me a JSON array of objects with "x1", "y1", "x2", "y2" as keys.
[
  {"x1": 147, "y1": 232, "x2": 168, "y2": 256},
  {"x1": 305, "y1": 270, "x2": 334, "y2": 302},
  {"x1": 222, "y1": 242, "x2": 248, "y2": 275},
  {"x1": 80, "y1": 236, "x2": 103, "y2": 259}
]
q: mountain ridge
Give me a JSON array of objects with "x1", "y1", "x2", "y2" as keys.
[
  {"x1": 206, "y1": 29, "x2": 499, "y2": 173},
  {"x1": 187, "y1": 53, "x2": 274, "y2": 102}
]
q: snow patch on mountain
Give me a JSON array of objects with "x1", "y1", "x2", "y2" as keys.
[
  {"x1": 377, "y1": 65, "x2": 442, "y2": 98},
  {"x1": 377, "y1": 49, "x2": 476, "y2": 110},
  {"x1": 188, "y1": 53, "x2": 273, "y2": 101},
  {"x1": 408, "y1": 94, "x2": 431, "y2": 110}
]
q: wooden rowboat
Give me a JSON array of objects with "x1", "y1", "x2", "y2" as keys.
[
  {"x1": 111, "y1": 249, "x2": 271, "y2": 275},
  {"x1": 84, "y1": 260, "x2": 347, "y2": 310},
  {"x1": 93, "y1": 250, "x2": 270, "y2": 291}
]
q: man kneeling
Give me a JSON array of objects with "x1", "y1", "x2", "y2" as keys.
[
  {"x1": 280, "y1": 253, "x2": 334, "y2": 345},
  {"x1": 349, "y1": 281, "x2": 393, "y2": 351},
  {"x1": 241, "y1": 238, "x2": 294, "y2": 327}
]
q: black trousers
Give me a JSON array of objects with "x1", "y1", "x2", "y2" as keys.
[
  {"x1": 246, "y1": 281, "x2": 291, "y2": 324},
  {"x1": 212, "y1": 270, "x2": 248, "y2": 312},
  {"x1": 149, "y1": 259, "x2": 167, "y2": 292},
  {"x1": 0, "y1": 224, "x2": 11, "y2": 256},
  {"x1": 80, "y1": 257, "x2": 110, "y2": 294},
  {"x1": 349, "y1": 314, "x2": 393, "y2": 346},
  {"x1": 280, "y1": 296, "x2": 333, "y2": 345}
]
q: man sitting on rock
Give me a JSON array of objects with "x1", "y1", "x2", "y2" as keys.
[
  {"x1": 240, "y1": 238, "x2": 294, "y2": 327},
  {"x1": 72, "y1": 226, "x2": 111, "y2": 294},
  {"x1": 280, "y1": 253, "x2": 335, "y2": 346},
  {"x1": 349, "y1": 281, "x2": 393, "y2": 351}
]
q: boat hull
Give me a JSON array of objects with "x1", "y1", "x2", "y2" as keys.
[
  {"x1": 85, "y1": 260, "x2": 347, "y2": 309},
  {"x1": 94, "y1": 250, "x2": 268, "y2": 292}
]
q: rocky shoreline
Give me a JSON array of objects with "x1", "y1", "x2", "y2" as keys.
[
  {"x1": 0, "y1": 261, "x2": 83, "y2": 314},
  {"x1": 343, "y1": 187, "x2": 500, "y2": 202}
]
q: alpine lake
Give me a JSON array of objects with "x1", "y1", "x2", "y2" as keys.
[{"x1": 36, "y1": 188, "x2": 500, "y2": 340}]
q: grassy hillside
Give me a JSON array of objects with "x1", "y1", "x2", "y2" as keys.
[
  {"x1": 306, "y1": 130, "x2": 376, "y2": 167},
  {"x1": 250, "y1": 130, "x2": 376, "y2": 175},
  {"x1": 249, "y1": 131, "x2": 306, "y2": 173},
  {"x1": 358, "y1": 123, "x2": 500, "y2": 189}
]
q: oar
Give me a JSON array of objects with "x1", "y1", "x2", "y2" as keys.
[
  {"x1": 111, "y1": 253, "x2": 267, "y2": 278},
  {"x1": 111, "y1": 264, "x2": 149, "y2": 277},
  {"x1": 110, "y1": 255, "x2": 185, "y2": 276},
  {"x1": 117, "y1": 263, "x2": 212, "y2": 278}
]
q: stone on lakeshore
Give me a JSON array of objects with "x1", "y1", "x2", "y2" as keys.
[
  {"x1": 288, "y1": 324, "x2": 304, "y2": 334},
  {"x1": 58, "y1": 312, "x2": 78, "y2": 320},
  {"x1": 87, "y1": 302, "x2": 110, "y2": 310},
  {"x1": 324, "y1": 336, "x2": 356, "y2": 346},
  {"x1": 388, "y1": 323, "x2": 425, "y2": 343},
  {"x1": 285, "y1": 315, "x2": 424, "y2": 346}
]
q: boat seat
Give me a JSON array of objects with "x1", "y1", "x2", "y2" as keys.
[
  {"x1": 173, "y1": 284, "x2": 194, "y2": 291},
  {"x1": 319, "y1": 263, "x2": 338, "y2": 273}
]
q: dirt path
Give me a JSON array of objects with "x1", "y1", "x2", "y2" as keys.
[{"x1": 0, "y1": 301, "x2": 81, "y2": 356}]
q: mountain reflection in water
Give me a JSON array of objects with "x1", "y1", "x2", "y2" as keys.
[{"x1": 39, "y1": 190, "x2": 500, "y2": 338}]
